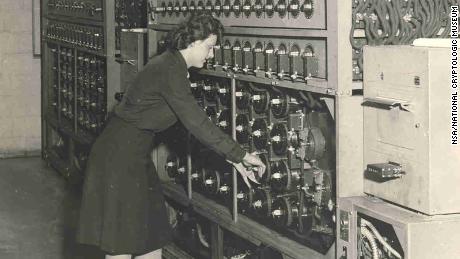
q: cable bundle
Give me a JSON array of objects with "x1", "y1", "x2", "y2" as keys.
[{"x1": 350, "y1": 0, "x2": 455, "y2": 80}]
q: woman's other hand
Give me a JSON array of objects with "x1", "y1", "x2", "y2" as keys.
[
  {"x1": 242, "y1": 152, "x2": 266, "y2": 179},
  {"x1": 227, "y1": 152, "x2": 266, "y2": 188},
  {"x1": 233, "y1": 162, "x2": 259, "y2": 188}
]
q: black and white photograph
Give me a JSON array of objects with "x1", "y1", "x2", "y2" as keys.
[{"x1": 0, "y1": 0, "x2": 458, "y2": 258}]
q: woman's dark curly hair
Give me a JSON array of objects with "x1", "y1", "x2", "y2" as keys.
[{"x1": 165, "y1": 14, "x2": 224, "y2": 51}]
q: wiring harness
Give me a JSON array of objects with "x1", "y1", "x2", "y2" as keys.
[
  {"x1": 360, "y1": 218, "x2": 402, "y2": 259},
  {"x1": 350, "y1": 0, "x2": 455, "y2": 80}
]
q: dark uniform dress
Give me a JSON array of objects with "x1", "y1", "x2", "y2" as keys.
[{"x1": 77, "y1": 50, "x2": 246, "y2": 255}]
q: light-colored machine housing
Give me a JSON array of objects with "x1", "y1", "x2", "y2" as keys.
[
  {"x1": 362, "y1": 45, "x2": 460, "y2": 215},
  {"x1": 337, "y1": 196, "x2": 460, "y2": 259}
]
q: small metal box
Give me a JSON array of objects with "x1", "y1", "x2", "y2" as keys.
[{"x1": 363, "y1": 45, "x2": 460, "y2": 215}]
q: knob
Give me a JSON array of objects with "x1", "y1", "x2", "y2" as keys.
[
  {"x1": 205, "y1": 0, "x2": 213, "y2": 13},
  {"x1": 232, "y1": 0, "x2": 241, "y2": 16},
  {"x1": 114, "y1": 92, "x2": 124, "y2": 102},
  {"x1": 181, "y1": 0, "x2": 189, "y2": 12},
  {"x1": 288, "y1": 0, "x2": 300, "y2": 17},
  {"x1": 222, "y1": 0, "x2": 231, "y2": 16},
  {"x1": 301, "y1": 0, "x2": 314, "y2": 18},
  {"x1": 174, "y1": 1, "x2": 181, "y2": 14},
  {"x1": 265, "y1": 70, "x2": 275, "y2": 77},
  {"x1": 242, "y1": 0, "x2": 252, "y2": 17},
  {"x1": 214, "y1": 0, "x2": 222, "y2": 15},
  {"x1": 254, "y1": 0, "x2": 263, "y2": 17},
  {"x1": 277, "y1": 72, "x2": 287, "y2": 79},
  {"x1": 155, "y1": 2, "x2": 167, "y2": 13},
  {"x1": 265, "y1": 0, "x2": 275, "y2": 17},
  {"x1": 276, "y1": 0, "x2": 287, "y2": 17},
  {"x1": 166, "y1": 2, "x2": 174, "y2": 15}
]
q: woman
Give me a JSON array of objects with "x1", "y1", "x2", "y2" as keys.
[{"x1": 77, "y1": 14, "x2": 266, "y2": 259}]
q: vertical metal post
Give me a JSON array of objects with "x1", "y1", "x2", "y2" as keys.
[
  {"x1": 231, "y1": 75, "x2": 238, "y2": 223},
  {"x1": 333, "y1": 0, "x2": 364, "y2": 198},
  {"x1": 41, "y1": 43, "x2": 49, "y2": 157},
  {"x1": 211, "y1": 222, "x2": 224, "y2": 259},
  {"x1": 120, "y1": 29, "x2": 148, "y2": 92},
  {"x1": 57, "y1": 45, "x2": 61, "y2": 123},
  {"x1": 73, "y1": 48, "x2": 78, "y2": 132},
  {"x1": 187, "y1": 132, "x2": 192, "y2": 199},
  {"x1": 105, "y1": 0, "x2": 121, "y2": 113},
  {"x1": 40, "y1": 1, "x2": 46, "y2": 157}
]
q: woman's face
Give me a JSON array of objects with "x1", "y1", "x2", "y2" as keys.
[{"x1": 187, "y1": 34, "x2": 217, "y2": 68}]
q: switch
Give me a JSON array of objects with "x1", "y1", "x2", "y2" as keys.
[
  {"x1": 213, "y1": 45, "x2": 223, "y2": 67},
  {"x1": 232, "y1": 40, "x2": 242, "y2": 72},
  {"x1": 254, "y1": 42, "x2": 265, "y2": 74},
  {"x1": 264, "y1": 42, "x2": 277, "y2": 78},
  {"x1": 242, "y1": 41, "x2": 253, "y2": 74},
  {"x1": 289, "y1": 44, "x2": 304, "y2": 81},
  {"x1": 304, "y1": 56, "x2": 319, "y2": 78},
  {"x1": 222, "y1": 40, "x2": 232, "y2": 71},
  {"x1": 277, "y1": 43, "x2": 290, "y2": 80},
  {"x1": 302, "y1": 45, "x2": 318, "y2": 79},
  {"x1": 166, "y1": 1, "x2": 174, "y2": 15}
]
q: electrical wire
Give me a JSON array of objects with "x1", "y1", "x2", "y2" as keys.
[
  {"x1": 247, "y1": 81, "x2": 266, "y2": 92},
  {"x1": 196, "y1": 223, "x2": 210, "y2": 248},
  {"x1": 350, "y1": 0, "x2": 453, "y2": 80},
  {"x1": 361, "y1": 218, "x2": 402, "y2": 259},
  {"x1": 361, "y1": 227, "x2": 379, "y2": 259}
]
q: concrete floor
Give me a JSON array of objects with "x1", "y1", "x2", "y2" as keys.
[{"x1": 0, "y1": 157, "x2": 104, "y2": 259}]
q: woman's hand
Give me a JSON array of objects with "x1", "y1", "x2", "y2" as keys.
[
  {"x1": 228, "y1": 152, "x2": 266, "y2": 188},
  {"x1": 242, "y1": 152, "x2": 266, "y2": 179},
  {"x1": 233, "y1": 162, "x2": 259, "y2": 188}
]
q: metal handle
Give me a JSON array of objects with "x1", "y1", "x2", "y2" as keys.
[
  {"x1": 115, "y1": 57, "x2": 137, "y2": 66},
  {"x1": 363, "y1": 97, "x2": 413, "y2": 112}
]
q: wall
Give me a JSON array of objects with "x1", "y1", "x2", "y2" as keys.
[{"x1": 0, "y1": 0, "x2": 41, "y2": 158}]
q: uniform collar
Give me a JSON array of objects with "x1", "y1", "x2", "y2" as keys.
[{"x1": 169, "y1": 49, "x2": 188, "y2": 71}]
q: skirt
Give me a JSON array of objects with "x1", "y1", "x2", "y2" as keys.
[{"x1": 77, "y1": 115, "x2": 173, "y2": 255}]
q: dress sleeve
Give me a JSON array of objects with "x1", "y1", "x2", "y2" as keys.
[{"x1": 160, "y1": 66, "x2": 246, "y2": 163}]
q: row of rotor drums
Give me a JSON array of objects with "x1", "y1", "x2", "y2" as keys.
[
  {"x1": 165, "y1": 155, "x2": 233, "y2": 200},
  {"x1": 236, "y1": 82, "x2": 324, "y2": 161},
  {"x1": 191, "y1": 79, "x2": 232, "y2": 135},
  {"x1": 191, "y1": 80, "x2": 318, "y2": 153},
  {"x1": 166, "y1": 153, "x2": 331, "y2": 230},
  {"x1": 234, "y1": 82, "x2": 301, "y2": 117},
  {"x1": 191, "y1": 79, "x2": 231, "y2": 106},
  {"x1": 191, "y1": 80, "x2": 300, "y2": 117},
  {"x1": 239, "y1": 116, "x2": 325, "y2": 160},
  {"x1": 167, "y1": 154, "x2": 307, "y2": 193},
  {"x1": 238, "y1": 187, "x2": 315, "y2": 232},
  {"x1": 153, "y1": 0, "x2": 315, "y2": 19}
]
